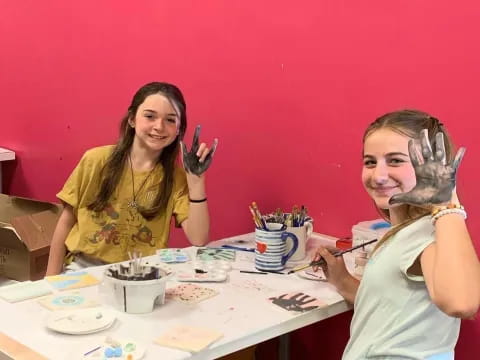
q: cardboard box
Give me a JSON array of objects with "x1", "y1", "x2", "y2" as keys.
[{"x1": 0, "y1": 194, "x2": 61, "y2": 281}]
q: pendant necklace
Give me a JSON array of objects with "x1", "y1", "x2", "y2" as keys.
[{"x1": 128, "y1": 154, "x2": 157, "y2": 209}]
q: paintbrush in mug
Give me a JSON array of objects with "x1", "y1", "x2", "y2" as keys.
[{"x1": 287, "y1": 238, "x2": 378, "y2": 274}]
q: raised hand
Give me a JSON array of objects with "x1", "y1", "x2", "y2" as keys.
[
  {"x1": 180, "y1": 125, "x2": 218, "y2": 176},
  {"x1": 389, "y1": 129, "x2": 465, "y2": 206}
]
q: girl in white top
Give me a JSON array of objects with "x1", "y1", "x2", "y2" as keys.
[{"x1": 314, "y1": 110, "x2": 480, "y2": 359}]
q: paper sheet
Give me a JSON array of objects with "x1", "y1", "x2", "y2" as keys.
[
  {"x1": 0, "y1": 280, "x2": 52, "y2": 303},
  {"x1": 155, "y1": 325, "x2": 223, "y2": 352},
  {"x1": 45, "y1": 271, "x2": 100, "y2": 290}
]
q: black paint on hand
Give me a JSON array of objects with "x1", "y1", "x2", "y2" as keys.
[
  {"x1": 389, "y1": 130, "x2": 466, "y2": 206},
  {"x1": 181, "y1": 125, "x2": 218, "y2": 176}
]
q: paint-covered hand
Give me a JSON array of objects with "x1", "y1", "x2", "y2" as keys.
[
  {"x1": 389, "y1": 129, "x2": 466, "y2": 206},
  {"x1": 269, "y1": 293, "x2": 319, "y2": 312},
  {"x1": 181, "y1": 125, "x2": 218, "y2": 176}
]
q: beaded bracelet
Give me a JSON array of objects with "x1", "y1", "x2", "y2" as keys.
[
  {"x1": 431, "y1": 208, "x2": 467, "y2": 225},
  {"x1": 431, "y1": 203, "x2": 464, "y2": 217}
]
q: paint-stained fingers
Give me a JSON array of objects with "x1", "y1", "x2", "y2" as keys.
[
  {"x1": 452, "y1": 147, "x2": 466, "y2": 171},
  {"x1": 290, "y1": 293, "x2": 304, "y2": 301},
  {"x1": 389, "y1": 192, "x2": 407, "y2": 205},
  {"x1": 298, "y1": 294, "x2": 309, "y2": 302},
  {"x1": 434, "y1": 132, "x2": 447, "y2": 165},
  {"x1": 300, "y1": 297, "x2": 316, "y2": 305},
  {"x1": 389, "y1": 191, "x2": 424, "y2": 206},
  {"x1": 180, "y1": 141, "x2": 191, "y2": 172},
  {"x1": 200, "y1": 139, "x2": 218, "y2": 166},
  {"x1": 191, "y1": 125, "x2": 201, "y2": 153},
  {"x1": 420, "y1": 129, "x2": 434, "y2": 161},
  {"x1": 408, "y1": 139, "x2": 423, "y2": 167},
  {"x1": 180, "y1": 140, "x2": 189, "y2": 155},
  {"x1": 196, "y1": 143, "x2": 208, "y2": 162}
]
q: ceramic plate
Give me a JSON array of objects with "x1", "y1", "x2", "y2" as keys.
[
  {"x1": 46, "y1": 307, "x2": 116, "y2": 335},
  {"x1": 296, "y1": 269, "x2": 327, "y2": 281}
]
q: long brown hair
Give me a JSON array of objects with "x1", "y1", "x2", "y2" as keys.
[
  {"x1": 364, "y1": 110, "x2": 456, "y2": 254},
  {"x1": 88, "y1": 82, "x2": 187, "y2": 220}
]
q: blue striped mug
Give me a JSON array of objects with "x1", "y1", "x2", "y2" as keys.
[{"x1": 255, "y1": 223, "x2": 299, "y2": 271}]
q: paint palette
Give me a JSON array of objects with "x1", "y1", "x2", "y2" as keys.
[
  {"x1": 194, "y1": 260, "x2": 232, "y2": 272},
  {"x1": 156, "y1": 248, "x2": 189, "y2": 263},
  {"x1": 74, "y1": 336, "x2": 146, "y2": 359},
  {"x1": 46, "y1": 307, "x2": 116, "y2": 335},
  {"x1": 196, "y1": 248, "x2": 236, "y2": 261},
  {"x1": 176, "y1": 270, "x2": 228, "y2": 282}
]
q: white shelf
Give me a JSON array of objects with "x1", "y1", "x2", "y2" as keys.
[{"x1": 0, "y1": 147, "x2": 15, "y2": 162}]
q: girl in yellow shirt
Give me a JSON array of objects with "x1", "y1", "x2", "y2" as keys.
[{"x1": 46, "y1": 82, "x2": 217, "y2": 275}]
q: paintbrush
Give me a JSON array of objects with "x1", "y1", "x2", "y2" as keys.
[{"x1": 287, "y1": 238, "x2": 378, "y2": 274}]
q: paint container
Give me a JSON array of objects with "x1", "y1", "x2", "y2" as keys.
[
  {"x1": 101, "y1": 265, "x2": 171, "y2": 314},
  {"x1": 254, "y1": 223, "x2": 299, "y2": 272}
]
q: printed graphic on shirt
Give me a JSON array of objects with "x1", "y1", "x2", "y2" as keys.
[{"x1": 87, "y1": 202, "x2": 155, "y2": 248}]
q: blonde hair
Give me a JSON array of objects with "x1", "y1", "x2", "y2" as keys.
[{"x1": 364, "y1": 110, "x2": 456, "y2": 254}]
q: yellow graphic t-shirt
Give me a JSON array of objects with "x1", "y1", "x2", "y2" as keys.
[{"x1": 57, "y1": 145, "x2": 189, "y2": 263}]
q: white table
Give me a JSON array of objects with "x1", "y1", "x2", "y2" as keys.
[
  {"x1": 0, "y1": 147, "x2": 15, "y2": 193},
  {"x1": 0, "y1": 233, "x2": 354, "y2": 360}
]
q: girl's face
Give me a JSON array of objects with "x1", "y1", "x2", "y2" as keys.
[
  {"x1": 362, "y1": 128, "x2": 416, "y2": 209},
  {"x1": 131, "y1": 93, "x2": 180, "y2": 153}
]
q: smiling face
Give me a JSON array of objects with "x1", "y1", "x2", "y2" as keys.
[
  {"x1": 130, "y1": 93, "x2": 180, "y2": 155},
  {"x1": 362, "y1": 128, "x2": 417, "y2": 210}
]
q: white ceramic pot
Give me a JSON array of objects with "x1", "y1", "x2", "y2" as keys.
[{"x1": 102, "y1": 268, "x2": 171, "y2": 314}]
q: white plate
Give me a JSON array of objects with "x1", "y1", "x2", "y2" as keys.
[
  {"x1": 69, "y1": 335, "x2": 146, "y2": 359},
  {"x1": 46, "y1": 307, "x2": 116, "y2": 335},
  {"x1": 296, "y1": 269, "x2": 327, "y2": 281}
]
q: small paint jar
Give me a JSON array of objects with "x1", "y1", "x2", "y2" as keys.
[{"x1": 354, "y1": 250, "x2": 369, "y2": 277}]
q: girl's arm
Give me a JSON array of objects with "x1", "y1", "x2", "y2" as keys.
[
  {"x1": 179, "y1": 129, "x2": 217, "y2": 247},
  {"x1": 180, "y1": 173, "x2": 209, "y2": 246},
  {"x1": 421, "y1": 210, "x2": 480, "y2": 318},
  {"x1": 314, "y1": 247, "x2": 360, "y2": 304},
  {"x1": 46, "y1": 204, "x2": 76, "y2": 276}
]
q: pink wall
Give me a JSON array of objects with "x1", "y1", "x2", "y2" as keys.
[{"x1": 1, "y1": 1, "x2": 478, "y2": 358}]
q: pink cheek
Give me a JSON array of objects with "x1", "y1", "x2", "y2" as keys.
[
  {"x1": 361, "y1": 171, "x2": 372, "y2": 187},
  {"x1": 392, "y1": 168, "x2": 416, "y2": 189}
]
